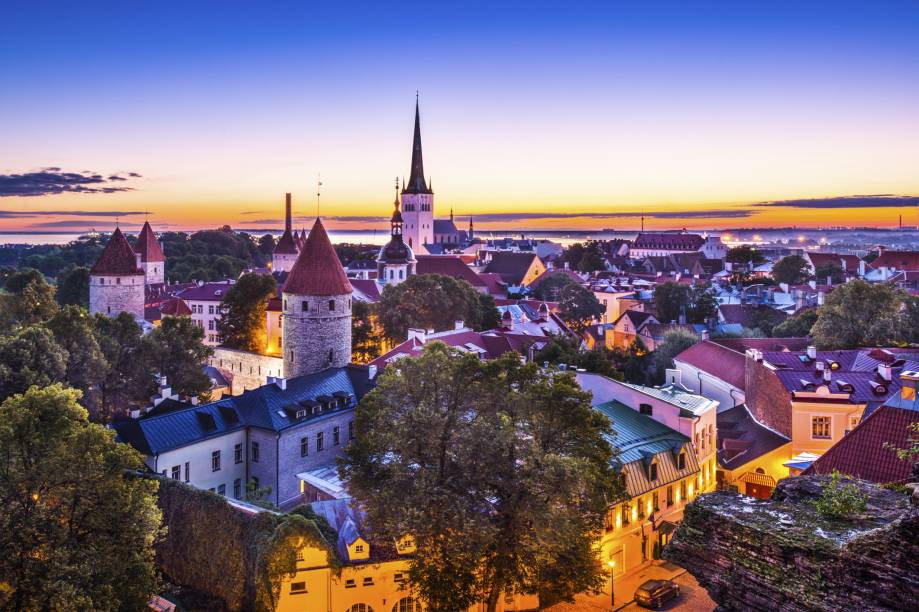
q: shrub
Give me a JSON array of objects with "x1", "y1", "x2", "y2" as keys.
[{"x1": 811, "y1": 471, "x2": 868, "y2": 520}]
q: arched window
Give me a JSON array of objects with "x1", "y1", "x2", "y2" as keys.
[
  {"x1": 755, "y1": 467, "x2": 766, "y2": 475},
  {"x1": 347, "y1": 605, "x2": 374, "y2": 612},
  {"x1": 392, "y1": 597, "x2": 421, "y2": 612}
]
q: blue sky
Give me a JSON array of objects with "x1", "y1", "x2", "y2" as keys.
[{"x1": 2, "y1": 1, "x2": 918, "y2": 230}]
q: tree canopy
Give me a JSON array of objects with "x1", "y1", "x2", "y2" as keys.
[
  {"x1": 342, "y1": 344, "x2": 623, "y2": 611},
  {"x1": 531, "y1": 271, "x2": 579, "y2": 302},
  {"x1": 557, "y1": 283, "x2": 604, "y2": 333},
  {"x1": 653, "y1": 329, "x2": 700, "y2": 380},
  {"x1": 219, "y1": 272, "x2": 278, "y2": 353},
  {"x1": 351, "y1": 300, "x2": 382, "y2": 364},
  {"x1": 811, "y1": 280, "x2": 903, "y2": 349},
  {"x1": 0, "y1": 385, "x2": 162, "y2": 610},
  {"x1": 55, "y1": 265, "x2": 90, "y2": 308},
  {"x1": 726, "y1": 245, "x2": 765, "y2": 266},
  {"x1": 562, "y1": 241, "x2": 605, "y2": 273},
  {"x1": 653, "y1": 282, "x2": 716, "y2": 325},
  {"x1": 813, "y1": 262, "x2": 846, "y2": 285},
  {"x1": 377, "y1": 274, "x2": 500, "y2": 341},
  {"x1": 772, "y1": 255, "x2": 810, "y2": 285},
  {"x1": 772, "y1": 309, "x2": 817, "y2": 338}
]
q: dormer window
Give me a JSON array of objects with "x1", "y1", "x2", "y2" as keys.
[
  {"x1": 649, "y1": 462, "x2": 658, "y2": 482},
  {"x1": 295, "y1": 409, "x2": 307, "y2": 419},
  {"x1": 677, "y1": 452, "x2": 686, "y2": 471}
]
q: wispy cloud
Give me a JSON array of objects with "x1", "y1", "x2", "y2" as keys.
[
  {"x1": 0, "y1": 210, "x2": 148, "y2": 218},
  {"x1": 754, "y1": 195, "x2": 919, "y2": 209},
  {"x1": 0, "y1": 168, "x2": 142, "y2": 197}
]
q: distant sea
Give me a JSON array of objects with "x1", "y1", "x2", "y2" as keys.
[{"x1": 0, "y1": 229, "x2": 637, "y2": 247}]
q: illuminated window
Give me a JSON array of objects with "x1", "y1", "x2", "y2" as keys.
[
  {"x1": 812, "y1": 416, "x2": 832, "y2": 439},
  {"x1": 290, "y1": 581, "x2": 307, "y2": 593},
  {"x1": 363, "y1": 576, "x2": 374, "y2": 586},
  {"x1": 677, "y1": 452, "x2": 686, "y2": 471},
  {"x1": 348, "y1": 605, "x2": 373, "y2": 612},
  {"x1": 392, "y1": 597, "x2": 421, "y2": 612}
]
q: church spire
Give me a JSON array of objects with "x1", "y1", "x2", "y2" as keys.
[{"x1": 404, "y1": 95, "x2": 431, "y2": 194}]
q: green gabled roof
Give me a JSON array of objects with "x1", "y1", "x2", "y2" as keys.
[{"x1": 594, "y1": 400, "x2": 690, "y2": 464}]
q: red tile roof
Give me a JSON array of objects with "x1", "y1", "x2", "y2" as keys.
[
  {"x1": 176, "y1": 282, "x2": 234, "y2": 301},
  {"x1": 135, "y1": 221, "x2": 165, "y2": 262},
  {"x1": 528, "y1": 268, "x2": 583, "y2": 289},
  {"x1": 711, "y1": 337, "x2": 810, "y2": 353},
  {"x1": 632, "y1": 232, "x2": 704, "y2": 251},
  {"x1": 477, "y1": 272, "x2": 506, "y2": 295},
  {"x1": 90, "y1": 228, "x2": 143, "y2": 276},
  {"x1": 870, "y1": 250, "x2": 919, "y2": 271},
  {"x1": 160, "y1": 297, "x2": 192, "y2": 316},
  {"x1": 371, "y1": 328, "x2": 548, "y2": 369},
  {"x1": 284, "y1": 218, "x2": 352, "y2": 296},
  {"x1": 274, "y1": 228, "x2": 299, "y2": 255},
  {"x1": 416, "y1": 255, "x2": 486, "y2": 287},
  {"x1": 483, "y1": 252, "x2": 540, "y2": 285},
  {"x1": 674, "y1": 340, "x2": 747, "y2": 390},
  {"x1": 804, "y1": 403, "x2": 919, "y2": 483},
  {"x1": 718, "y1": 304, "x2": 787, "y2": 328},
  {"x1": 350, "y1": 278, "x2": 382, "y2": 302},
  {"x1": 807, "y1": 252, "x2": 860, "y2": 272}
]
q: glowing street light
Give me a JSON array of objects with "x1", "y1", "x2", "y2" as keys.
[{"x1": 607, "y1": 559, "x2": 616, "y2": 607}]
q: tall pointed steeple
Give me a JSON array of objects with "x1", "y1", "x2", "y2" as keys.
[{"x1": 404, "y1": 95, "x2": 431, "y2": 194}]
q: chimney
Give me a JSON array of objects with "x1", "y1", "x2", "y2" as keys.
[
  {"x1": 806, "y1": 345, "x2": 817, "y2": 360},
  {"x1": 285, "y1": 192, "x2": 292, "y2": 233},
  {"x1": 878, "y1": 364, "x2": 893, "y2": 382},
  {"x1": 502, "y1": 309, "x2": 513, "y2": 330},
  {"x1": 368, "y1": 364, "x2": 378, "y2": 379},
  {"x1": 666, "y1": 368, "x2": 682, "y2": 387},
  {"x1": 455, "y1": 320, "x2": 465, "y2": 330},
  {"x1": 900, "y1": 370, "x2": 918, "y2": 401},
  {"x1": 823, "y1": 369, "x2": 832, "y2": 383},
  {"x1": 817, "y1": 291, "x2": 825, "y2": 306},
  {"x1": 407, "y1": 328, "x2": 427, "y2": 343},
  {"x1": 816, "y1": 361, "x2": 825, "y2": 372}
]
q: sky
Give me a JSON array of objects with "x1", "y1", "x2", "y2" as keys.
[{"x1": 1, "y1": 1, "x2": 918, "y2": 233}]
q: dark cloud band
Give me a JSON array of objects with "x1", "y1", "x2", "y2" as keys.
[
  {"x1": 0, "y1": 168, "x2": 142, "y2": 197},
  {"x1": 755, "y1": 195, "x2": 919, "y2": 209}
]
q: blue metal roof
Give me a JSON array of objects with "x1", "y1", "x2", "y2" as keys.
[
  {"x1": 593, "y1": 400, "x2": 690, "y2": 464},
  {"x1": 114, "y1": 365, "x2": 374, "y2": 455}
]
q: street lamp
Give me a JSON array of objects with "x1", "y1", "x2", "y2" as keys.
[{"x1": 607, "y1": 559, "x2": 616, "y2": 608}]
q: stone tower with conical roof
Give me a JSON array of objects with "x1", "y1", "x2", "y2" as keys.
[
  {"x1": 273, "y1": 193, "x2": 300, "y2": 273},
  {"x1": 282, "y1": 217, "x2": 353, "y2": 378},
  {"x1": 400, "y1": 97, "x2": 434, "y2": 251},
  {"x1": 89, "y1": 227, "x2": 146, "y2": 319},
  {"x1": 135, "y1": 220, "x2": 165, "y2": 285}
]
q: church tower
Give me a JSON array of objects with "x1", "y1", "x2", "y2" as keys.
[
  {"x1": 135, "y1": 220, "x2": 165, "y2": 285},
  {"x1": 282, "y1": 217, "x2": 353, "y2": 378},
  {"x1": 272, "y1": 193, "x2": 300, "y2": 273},
  {"x1": 89, "y1": 227, "x2": 145, "y2": 319},
  {"x1": 400, "y1": 97, "x2": 434, "y2": 252},
  {"x1": 377, "y1": 182, "x2": 416, "y2": 285}
]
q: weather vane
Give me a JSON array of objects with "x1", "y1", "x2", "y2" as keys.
[{"x1": 316, "y1": 174, "x2": 322, "y2": 218}]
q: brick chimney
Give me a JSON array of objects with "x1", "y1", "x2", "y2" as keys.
[{"x1": 285, "y1": 192, "x2": 292, "y2": 233}]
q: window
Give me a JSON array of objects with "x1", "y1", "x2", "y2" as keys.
[
  {"x1": 302, "y1": 300, "x2": 309, "y2": 312},
  {"x1": 348, "y1": 604, "x2": 373, "y2": 612},
  {"x1": 211, "y1": 450, "x2": 221, "y2": 472},
  {"x1": 234, "y1": 478, "x2": 241, "y2": 499},
  {"x1": 234, "y1": 443, "x2": 243, "y2": 464},
  {"x1": 290, "y1": 581, "x2": 307, "y2": 594},
  {"x1": 296, "y1": 550, "x2": 304, "y2": 561},
  {"x1": 362, "y1": 576, "x2": 373, "y2": 586},
  {"x1": 639, "y1": 403, "x2": 653, "y2": 416},
  {"x1": 812, "y1": 416, "x2": 832, "y2": 439},
  {"x1": 333, "y1": 426, "x2": 340, "y2": 446},
  {"x1": 171, "y1": 465, "x2": 180, "y2": 480},
  {"x1": 680, "y1": 479, "x2": 687, "y2": 502},
  {"x1": 677, "y1": 452, "x2": 686, "y2": 471},
  {"x1": 316, "y1": 432, "x2": 324, "y2": 452},
  {"x1": 649, "y1": 462, "x2": 658, "y2": 482},
  {"x1": 345, "y1": 579, "x2": 357, "y2": 589},
  {"x1": 328, "y1": 299, "x2": 335, "y2": 311},
  {"x1": 217, "y1": 484, "x2": 226, "y2": 496},
  {"x1": 349, "y1": 420, "x2": 354, "y2": 440},
  {"x1": 652, "y1": 491, "x2": 660, "y2": 512},
  {"x1": 666, "y1": 485, "x2": 673, "y2": 505},
  {"x1": 251, "y1": 441, "x2": 260, "y2": 463},
  {"x1": 392, "y1": 597, "x2": 421, "y2": 612},
  {"x1": 208, "y1": 304, "x2": 215, "y2": 315},
  {"x1": 354, "y1": 544, "x2": 364, "y2": 553},
  {"x1": 184, "y1": 461, "x2": 190, "y2": 483},
  {"x1": 394, "y1": 573, "x2": 405, "y2": 583},
  {"x1": 300, "y1": 436, "x2": 308, "y2": 457},
  {"x1": 621, "y1": 503, "x2": 630, "y2": 525},
  {"x1": 208, "y1": 320, "x2": 215, "y2": 331}
]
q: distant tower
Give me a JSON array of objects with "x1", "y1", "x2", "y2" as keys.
[
  {"x1": 273, "y1": 193, "x2": 300, "y2": 272},
  {"x1": 135, "y1": 220, "x2": 165, "y2": 285},
  {"x1": 468, "y1": 216, "x2": 474, "y2": 241},
  {"x1": 377, "y1": 182, "x2": 416, "y2": 285},
  {"x1": 401, "y1": 97, "x2": 434, "y2": 252},
  {"x1": 89, "y1": 227, "x2": 145, "y2": 319},
  {"x1": 282, "y1": 218, "x2": 353, "y2": 378}
]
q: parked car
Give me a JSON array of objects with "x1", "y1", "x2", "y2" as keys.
[{"x1": 634, "y1": 579, "x2": 680, "y2": 609}]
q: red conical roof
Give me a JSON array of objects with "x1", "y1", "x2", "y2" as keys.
[
  {"x1": 135, "y1": 221, "x2": 165, "y2": 262},
  {"x1": 283, "y1": 218, "x2": 352, "y2": 295},
  {"x1": 91, "y1": 227, "x2": 144, "y2": 275}
]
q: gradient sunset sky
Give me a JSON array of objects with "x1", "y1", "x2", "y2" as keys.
[{"x1": 2, "y1": 1, "x2": 918, "y2": 233}]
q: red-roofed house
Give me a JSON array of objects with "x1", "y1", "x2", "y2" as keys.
[
  {"x1": 415, "y1": 255, "x2": 488, "y2": 291},
  {"x1": 804, "y1": 371, "x2": 919, "y2": 484},
  {"x1": 865, "y1": 249, "x2": 919, "y2": 282},
  {"x1": 176, "y1": 281, "x2": 235, "y2": 346},
  {"x1": 673, "y1": 340, "x2": 748, "y2": 412},
  {"x1": 482, "y1": 252, "x2": 546, "y2": 287},
  {"x1": 803, "y1": 252, "x2": 861, "y2": 278}
]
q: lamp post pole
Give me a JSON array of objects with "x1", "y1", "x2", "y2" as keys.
[{"x1": 607, "y1": 559, "x2": 616, "y2": 609}]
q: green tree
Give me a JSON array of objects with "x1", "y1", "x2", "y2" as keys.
[
  {"x1": 686, "y1": 284, "x2": 717, "y2": 323},
  {"x1": 557, "y1": 283, "x2": 603, "y2": 333},
  {"x1": 341, "y1": 344, "x2": 623, "y2": 611},
  {"x1": 46, "y1": 306, "x2": 109, "y2": 404},
  {"x1": 562, "y1": 242, "x2": 605, "y2": 272},
  {"x1": 654, "y1": 282, "x2": 690, "y2": 324},
  {"x1": 351, "y1": 300, "x2": 381, "y2": 363},
  {"x1": 377, "y1": 274, "x2": 499, "y2": 341},
  {"x1": 2, "y1": 268, "x2": 44, "y2": 293},
  {"x1": 93, "y1": 312, "x2": 157, "y2": 420},
  {"x1": 0, "y1": 326, "x2": 68, "y2": 402},
  {"x1": 813, "y1": 262, "x2": 846, "y2": 285},
  {"x1": 772, "y1": 255, "x2": 810, "y2": 285},
  {"x1": 148, "y1": 315, "x2": 214, "y2": 401},
  {"x1": 772, "y1": 309, "x2": 818, "y2": 338},
  {"x1": 811, "y1": 280, "x2": 902, "y2": 349},
  {"x1": 534, "y1": 334, "x2": 623, "y2": 379},
  {"x1": 622, "y1": 339, "x2": 653, "y2": 385},
  {"x1": 900, "y1": 296, "x2": 919, "y2": 344},
  {"x1": 654, "y1": 329, "x2": 699, "y2": 379},
  {"x1": 55, "y1": 265, "x2": 90, "y2": 307},
  {"x1": 532, "y1": 271, "x2": 578, "y2": 301},
  {"x1": 219, "y1": 273, "x2": 278, "y2": 352},
  {"x1": 0, "y1": 385, "x2": 162, "y2": 611},
  {"x1": 726, "y1": 245, "x2": 765, "y2": 267},
  {"x1": 258, "y1": 234, "x2": 276, "y2": 258}
]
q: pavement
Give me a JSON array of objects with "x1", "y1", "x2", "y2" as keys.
[{"x1": 544, "y1": 561, "x2": 715, "y2": 612}]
